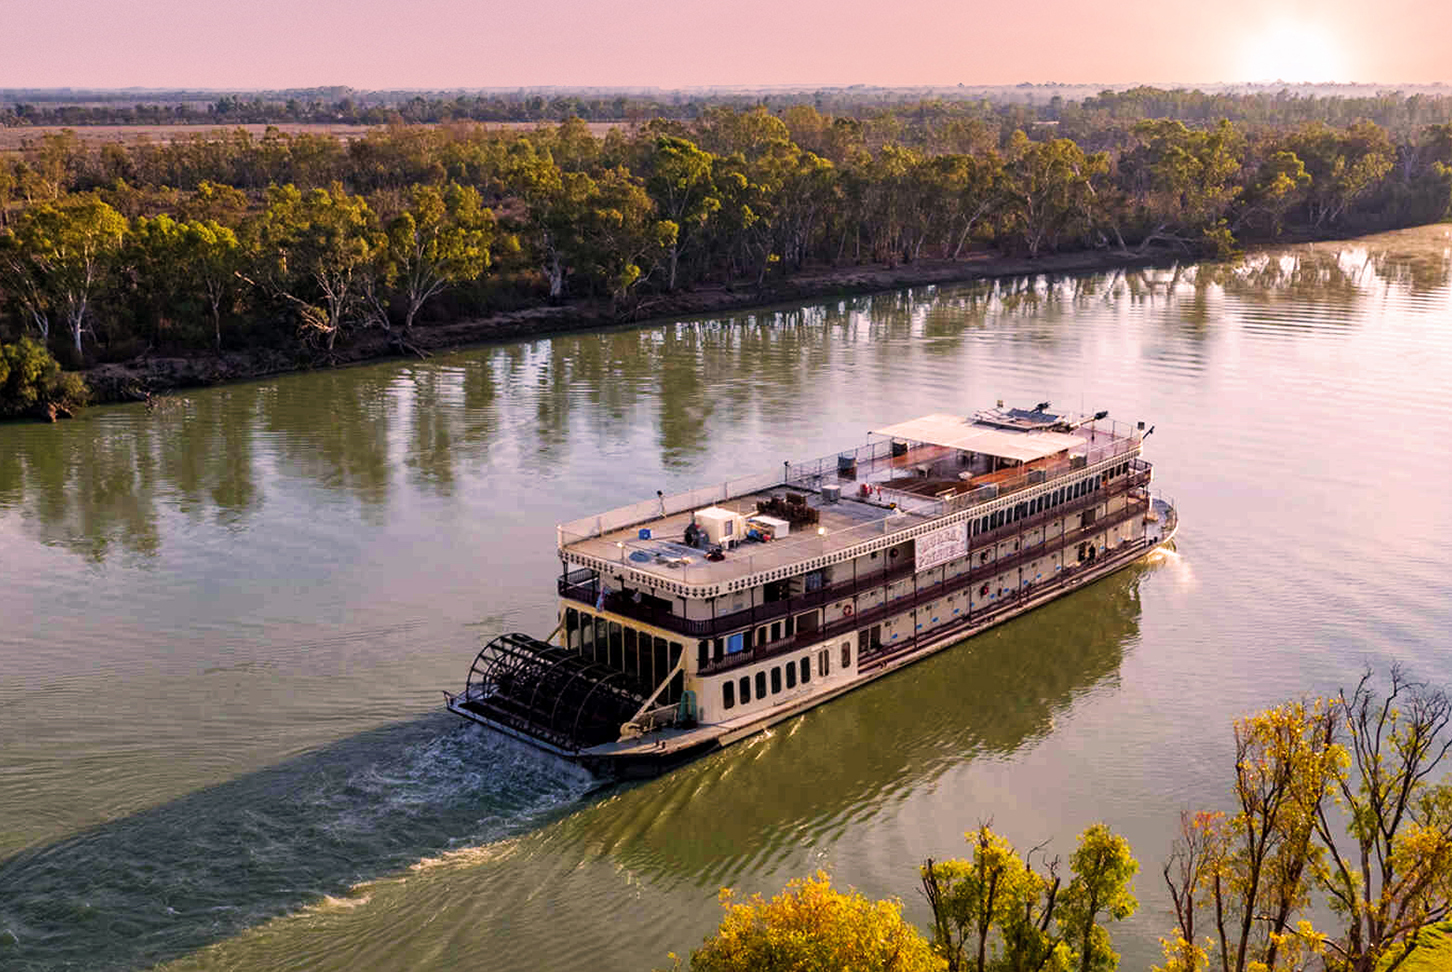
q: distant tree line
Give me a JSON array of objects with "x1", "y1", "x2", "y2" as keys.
[
  {"x1": 7, "y1": 87, "x2": 1452, "y2": 138},
  {"x1": 1, "y1": 107, "x2": 1450, "y2": 370}
]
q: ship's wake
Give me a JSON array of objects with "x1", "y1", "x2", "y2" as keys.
[{"x1": 0, "y1": 714, "x2": 596, "y2": 972}]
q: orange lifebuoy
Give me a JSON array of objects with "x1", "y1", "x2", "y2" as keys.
[{"x1": 843, "y1": 604, "x2": 854, "y2": 617}]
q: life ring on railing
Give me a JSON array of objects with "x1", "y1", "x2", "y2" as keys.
[
  {"x1": 843, "y1": 604, "x2": 854, "y2": 617},
  {"x1": 979, "y1": 583, "x2": 990, "y2": 597}
]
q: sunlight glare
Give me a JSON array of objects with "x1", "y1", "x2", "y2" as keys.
[{"x1": 1238, "y1": 21, "x2": 1346, "y2": 82}]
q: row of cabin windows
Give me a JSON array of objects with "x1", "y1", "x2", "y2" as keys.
[
  {"x1": 698, "y1": 609, "x2": 823, "y2": 667},
  {"x1": 721, "y1": 643, "x2": 853, "y2": 710},
  {"x1": 563, "y1": 607, "x2": 681, "y2": 690},
  {"x1": 970, "y1": 467, "x2": 1123, "y2": 536}
]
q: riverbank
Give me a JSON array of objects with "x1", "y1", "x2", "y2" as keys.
[{"x1": 80, "y1": 246, "x2": 1181, "y2": 405}]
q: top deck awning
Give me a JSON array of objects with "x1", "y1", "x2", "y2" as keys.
[{"x1": 872, "y1": 413, "x2": 1085, "y2": 464}]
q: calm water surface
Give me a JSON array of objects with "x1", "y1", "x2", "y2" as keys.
[{"x1": 3, "y1": 227, "x2": 1452, "y2": 971}]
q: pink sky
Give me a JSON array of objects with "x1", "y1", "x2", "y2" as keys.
[{"x1": 3, "y1": 0, "x2": 1449, "y2": 88}]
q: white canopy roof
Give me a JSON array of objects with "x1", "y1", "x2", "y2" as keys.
[{"x1": 873, "y1": 413, "x2": 1085, "y2": 464}]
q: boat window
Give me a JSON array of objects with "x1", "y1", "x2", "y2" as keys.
[
  {"x1": 756, "y1": 671, "x2": 767, "y2": 699},
  {"x1": 757, "y1": 627, "x2": 767, "y2": 647},
  {"x1": 565, "y1": 609, "x2": 580, "y2": 650},
  {"x1": 842, "y1": 642, "x2": 852, "y2": 669},
  {"x1": 771, "y1": 667, "x2": 782, "y2": 694},
  {"x1": 580, "y1": 613, "x2": 595, "y2": 653},
  {"x1": 800, "y1": 657, "x2": 811, "y2": 683},
  {"x1": 712, "y1": 638, "x2": 723, "y2": 662},
  {"x1": 980, "y1": 516, "x2": 989, "y2": 533},
  {"x1": 786, "y1": 662, "x2": 797, "y2": 688},
  {"x1": 723, "y1": 680, "x2": 735, "y2": 709},
  {"x1": 818, "y1": 649, "x2": 830, "y2": 678},
  {"x1": 726, "y1": 632, "x2": 745, "y2": 655},
  {"x1": 739, "y1": 676, "x2": 751, "y2": 703},
  {"x1": 655, "y1": 637, "x2": 669, "y2": 684},
  {"x1": 771, "y1": 621, "x2": 782, "y2": 642},
  {"x1": 796, "y1": 610, "x2": 819, "y2": 635}
]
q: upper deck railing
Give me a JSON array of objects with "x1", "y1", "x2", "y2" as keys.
[
  {"x1": 558, "y1": 421, "x2": 1144, "y2": 590},
  {"x1": 561, "y1": 463, "x2": 1155, "y2": 639}
]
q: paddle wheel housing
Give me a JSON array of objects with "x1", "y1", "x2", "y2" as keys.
[{"x1": 449, "y1": 633, "x2": 648, "y2": 753}]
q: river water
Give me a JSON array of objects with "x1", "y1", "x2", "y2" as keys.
[{"x1": 2, "y1": 226, "x2": 1451, "y2": 972}]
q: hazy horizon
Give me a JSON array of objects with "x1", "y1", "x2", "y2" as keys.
[{"x1": 3, "y1": 0, "x2": 1448, "y2": 91}]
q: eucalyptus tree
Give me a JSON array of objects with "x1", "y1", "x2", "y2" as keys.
[
  {"x1": 1, "y1": 196, "x2": 127, "y2": 356},
  {"x1": 578, "y1": 165, "x2": 673, "y2": 304},
  {"x1": 643, "y1": 135, "x2": 721, "y2": 290},
  {"x1": 503, "y1": 141, "x2": 593, "y2": 300},
  {"x1": 181, "y1": 219, "x2": 243, "y2": 350},
  {"x1": 1240, "y1": 151, "x2": 1312, "y2": 237},
  {"x1": 247, "y1": 182, "x2": 383, "y2": 352},
  {"x1": 383, "y1": 182, "x2": 495, "y2": 330},
  {"x1": 1115, "y1": 120, "x2": 1244, "y2": 251},
  {"x1": 1285, "y1": 121, "x2": 1396, "y2": 228},
  {"x1": 998, "y1": 132, "x2": 1110, "y2": 258},
  {"x1": 907, "y1": 152, "x2": 1003, "y2": 260}
]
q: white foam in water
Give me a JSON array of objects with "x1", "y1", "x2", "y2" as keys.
[{"x1": 293, "y1": 721, "x2": 597, "y2": 855}]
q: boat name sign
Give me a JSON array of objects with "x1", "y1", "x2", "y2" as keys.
[{"x1": 915, "y1": 521, "x2": 968, "y2": 573}]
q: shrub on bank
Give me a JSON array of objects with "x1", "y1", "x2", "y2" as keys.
[{"x1": 0, "y1": 338, "x2": 90, "y2": 419}]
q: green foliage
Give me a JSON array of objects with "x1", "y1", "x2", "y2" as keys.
[
  {"x1": 677, "y1": 871, "x2": 944, "y2": 972},
  {"x1": 2, "y1": 196, "x2": 127, "y2": 354},
  {"x1": 3, "y1": 105, "x2": 1452, "y2": 366},
  {"x1": 921, "y1": 823, "x2": 1137, "y2": 972},
  {"x1": 0, "y1": 337, "x2": 88, "y2": 416},
  {"x1": 383, "y1": 182, "x2": 495, "y2": 328},
  {"x1": 248, "y1": 182, "x2": 383, "y2": 350},
  {"x1": 1383, "y1": 920, "x2": 1452, "y2": 972},
  {"x1": 999, "y1": 132, "x2": 1109, "y2": 257}
]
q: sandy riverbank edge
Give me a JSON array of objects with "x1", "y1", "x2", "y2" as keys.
[{"x1": 80, "y1": 247, "x2": 1183, "y2": 405}]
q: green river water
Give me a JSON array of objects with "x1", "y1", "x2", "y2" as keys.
[{"x1": 2, "y1": 226, "x2": 1451, "y2": 971}]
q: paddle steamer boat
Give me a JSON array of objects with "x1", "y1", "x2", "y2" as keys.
[{"x1": 446, "y1": 404, "x2": 1177, "y2": 776}]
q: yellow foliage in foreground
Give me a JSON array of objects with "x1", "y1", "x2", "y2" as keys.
[{"x1": 675, "y1": 870, "x2": 945, "y2": 972}]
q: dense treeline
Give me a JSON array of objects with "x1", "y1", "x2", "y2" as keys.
[
  {"x1": 2, "y1": 107, "x2": 1451, "y2": 371},
  {"x1": 669, "y1": 670, "x2": 1452, "y2": 972},
  {"x1": 7, "y1": 86, "x2": 1452, "y2": 136}
]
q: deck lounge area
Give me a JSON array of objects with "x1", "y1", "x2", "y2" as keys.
[{"x1": 558, "y1": 411, "x2": 1143, "y2": 591}]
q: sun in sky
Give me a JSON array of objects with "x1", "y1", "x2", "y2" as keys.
[{"x1": 1237, "y1": 20, "x2": 1349, "y2": 82}]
